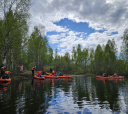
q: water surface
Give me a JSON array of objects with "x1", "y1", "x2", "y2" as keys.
[{"x1": 0, "y1": 76, "x2": 128, "y2": 114}]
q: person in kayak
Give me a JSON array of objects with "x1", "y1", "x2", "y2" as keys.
[
  {"x1": 58, "y1": 71, "x2": 63, "y2": 76},
  {"x1": 50, "y1": 68, "x2": 53, "y2": 73},
  {"x1": 113, "y1": 73, "x2": 117, "y2": 77},
  {"x1": 5, "y1": 71, "x2": 10, "y2": 79},
  {"x1": 103, "y1": 73, "x2": 108, "y2": 77},
  {"x1": 42, "y1": 65, "x2": 46, "y2": 75},
  {"x1": 52, "y1": 70, "x2": 55, "y2": 76},
  {"x1": 37, "y1": 72, "x2": 42, "y2": 77}
]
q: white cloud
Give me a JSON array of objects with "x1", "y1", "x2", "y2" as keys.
[{"x1": 29, "y1": 0, "x2": 128, "y2": 55}]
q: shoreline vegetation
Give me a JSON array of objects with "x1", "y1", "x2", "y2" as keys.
[
  {"x1": 11, "y1": 70, "x2": 127, "y2": 80},
  {"x1": 11, "y1": 70, "x2": 96, "y2": 79}
]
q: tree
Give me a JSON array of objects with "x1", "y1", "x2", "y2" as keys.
[
  {"x1": 82, "y1": 49, "x2": 88, "y2": 65},
  {"x1": 121, "y1": 29, "x2": 128, "y2": 61},
  {"x1": 27, "y1": 26, "x2": 52, "y2": 70},
  {"x1": 88, "y1": 48, "x2": 95, "y2": 73},
  {"x1": 94, "y1": 44, "x2": 104, "y2": 74},
  {"x1": 47, "y1": 47, "x2": 53, "y2": 65},
  {"x1": 103, "y1": 39, "x2": 117, "y2": 74},
  {"x1": 76, "y1": 44, "x2": 82, "y2": 66},
  {"x1": 0, "y1": 0, "x2": 30, "y2": 67},
  {"x1": 120, "y1": 29, "x2": 128, "y2": 74},
  {"x1": 27, "y1": 26, "x2": 43, "y2": 69}
]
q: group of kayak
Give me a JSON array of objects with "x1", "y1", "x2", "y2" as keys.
[
  {"x1": 34, "y1": 72, "x2": 71, "y2": 80},
  {"x1": 32, "y1": 66, "x2": 71, "y2": 80},
  {"x1": 0, "y1": 64, "x2": 125, "y2": 83}
]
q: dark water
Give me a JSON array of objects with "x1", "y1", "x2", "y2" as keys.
[{"x1": 0, "y1": 76, "x2": 128, "y2": 114}]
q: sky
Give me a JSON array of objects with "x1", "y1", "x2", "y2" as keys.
[{"x1": 29, "y1": 0, "x2": 128, "y2": 56}]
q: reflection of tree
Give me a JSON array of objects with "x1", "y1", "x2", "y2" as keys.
[
  {"x1": 0, "y1": 79, "x2": 21, "y2": 113},
  {"x1": 71, "y1": 77, "x2": 97, "y2": 108},
  {"x1": 71, "y1": 76, "x2": 125, "y2": 111},
  {"x1": 1, "y1": 76, "x2": 128, "y2": 113},
  {"x1": 116, "y1": 79, "x2": 128, "y2": 113},
  {"x1": 23, "y1": 78, "x2": 71, "y2": 113},
  {"x1": 23, "y1": 79, "x2": 52, "y2": 113},
  {"x1": 95, "y1": 79, "x2": 123, "y2": 111},
  {"x1": 57, "y1": 79, "x2": 71, "y2": 95}
]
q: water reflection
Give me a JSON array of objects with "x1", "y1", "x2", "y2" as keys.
[
  {"x1": 96, "y1": 78, "x2": 124, "y2": 84},
  {"x1": 0, "y1": 81, "x2": 11, "y2": 93},
  {"x1": 0, "y1": 76, "x2": 128, "y2": 113}
]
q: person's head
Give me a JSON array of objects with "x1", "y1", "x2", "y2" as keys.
[{"x1": 52, "y1": 70, "x2": 55, "y2": 74}]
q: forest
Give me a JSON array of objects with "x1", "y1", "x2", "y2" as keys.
[{"x1": 0, "y1": 0, "x2": 128, "y2": 76}]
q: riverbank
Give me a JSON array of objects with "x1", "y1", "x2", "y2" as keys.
[{"x1": 13, "y1": 70, "x2": 96, "y2": 78}]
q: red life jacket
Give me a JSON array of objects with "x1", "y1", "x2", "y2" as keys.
[
  {"x1": 52, "y1": 70, "x2": 55, "y2": 76},
  {"x1": 103, "y1": 73, "x2": 106, "y2": 77},
  {"x1": 5, "y1": 71, "x2": 10, "y2": 74}
]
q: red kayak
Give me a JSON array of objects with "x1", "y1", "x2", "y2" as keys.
[
  {"x1": 96, "y1": 76, "x2": 124, "y2": 79},
  {"x1": 34, "y1": 75, "x2": 45, "y2": 80},
  {"x1": 42, "y1": 75, "x2": 59, "y2": 79},
  {"x1": 57, "y1": 75, "x2": 71, "y2": 78},
  {"x1": 42, "y1": 75, "x2": 71, "y2": 79}
]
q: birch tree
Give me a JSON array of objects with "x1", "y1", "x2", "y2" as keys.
[{"x1": 0, "y1": 0, "x2": 30, "y2": 66}]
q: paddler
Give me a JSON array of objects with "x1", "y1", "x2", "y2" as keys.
[{"x1": 103, "y1": 73, "x2": 108, "y2": 77}]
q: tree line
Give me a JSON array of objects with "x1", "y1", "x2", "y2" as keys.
[{"x1": 0, "y1": 0, "x2": 128, "y2": 75}]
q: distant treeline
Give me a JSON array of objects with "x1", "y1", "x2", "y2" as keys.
[{"x1": 0, "y1": 0, "x2": 128, "y2": 75}]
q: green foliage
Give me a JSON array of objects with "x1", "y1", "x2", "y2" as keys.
[
  {"x1": 121, "y1": 29, "x2": 128, "y2": 61},
  {"x1": 27, "y1": 26, "x2": 52, "y2": 70},
  {"x1": 0, "y1": 1, "x2": 128, "y2": 76},
  {"x1": 0, "y1": 0, "x2": 30, "y2": 70},
  {"x1": 103, "y1": 39, "x2": 117, "y2": 74},
  {"x1": 94, "y1": 44, "x2": 104, "y2": 75}
]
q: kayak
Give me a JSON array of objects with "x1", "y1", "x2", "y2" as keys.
[
  {"x1": 0, "y1": 77, "x2": 11, "y2": 82},
  {"x1": 96, "y1": 76, "x2": 124, "y2": 79},
  {"x1": 57, "y1": 75, "x2": 71, "y2": 78},
  {"x1": 42, "y1": 75, "x2": 59, "y2": 79},
  {"x1": 34, "y1": 75, "x2": 45, "y2": 80},
  {"x1": 42, "y1": 75, "x2": 71, "y2": 78}
]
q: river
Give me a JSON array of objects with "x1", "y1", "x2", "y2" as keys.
[{"x1": 0, "y1": 76, "x2": 128, "y2": 114}]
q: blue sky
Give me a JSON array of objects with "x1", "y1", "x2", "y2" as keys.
[
  {"x1": 54, "y1": 18, "x2": 95, "y2": 34},
  {"x1": 30, "y1": 0, "x2": 128, "y2": 55},
  {"x1": 46, "y1": 18, "x2": 96, "y2": 52}
]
